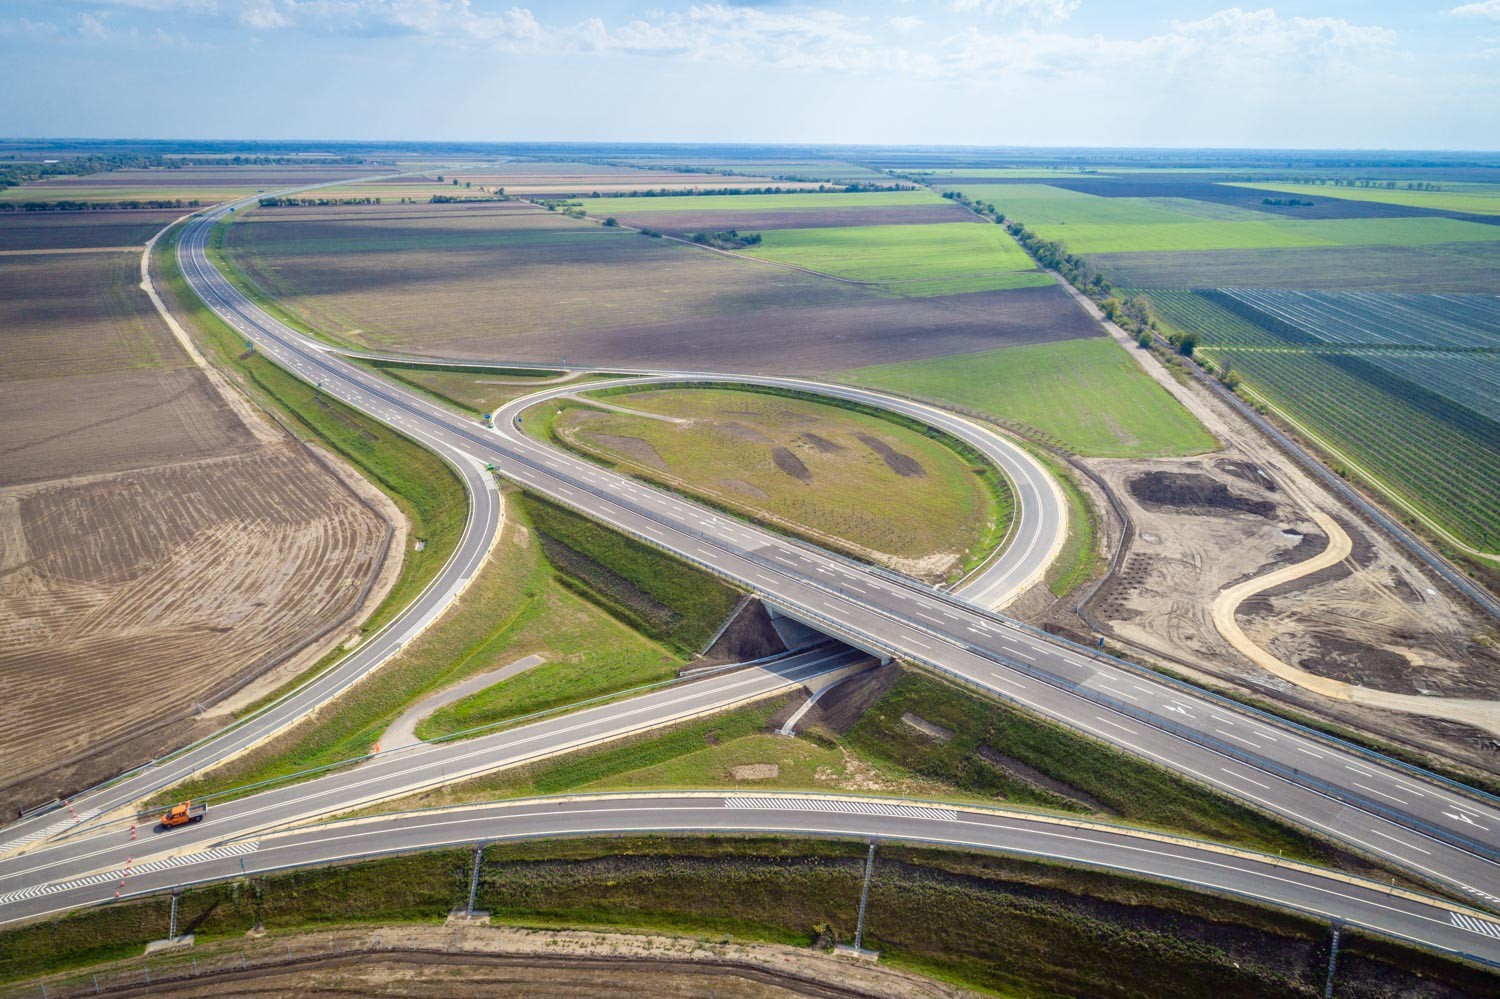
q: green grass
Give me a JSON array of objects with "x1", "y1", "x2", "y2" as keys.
[
  {"x1": 153, "y1": 224, "x2": 466, "y2": 653},
  {"x1": 597, "y1": 190, "x2": 947, "y2": 213},
  {"x1": 156, "y1": 488, "x2": 734, "y2": 803},
  {"x1": 1031, "y1": 216, "x2": 1500, "y2": 254},
  {"x1": 548, "y1": 385, "x2": 1012, "y2": 582},
  {"x1": 1037, "y1": 450, "x2": 1101, "y2": 598},
  {"x1": 1228, "y1": 181, "x2": 1500, "y2": 216},
  {"x1": 838, "y1": 338, "x2": 1217, "y2": 459},
  {"x1": 940, "y1": 183, "x2": 1222, "y2": 226},
  {"x1": 846, "y1": 671, "x2": 1344, "y2": 864},
  {"x1": 740, "y1": 221, "x2": 1051, "y2": 296}
]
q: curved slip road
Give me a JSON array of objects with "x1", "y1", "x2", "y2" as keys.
[
  {"x1": 4, "y1": 793, "x2": 1500, "y2": 970},
  {"x1": 135, "y1": 203, "x2": 1500, "y2": 893},
  {"x1": 3, "y1": 193, "x2": 1500, "y2": 965}
]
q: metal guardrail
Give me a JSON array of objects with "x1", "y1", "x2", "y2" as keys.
[
  {"x1": 129, "y1": 212, "x2": 1499, "y2": 881},
  {"x1": 475, "y1": 438, "x2": 1500, "y2": 867}
]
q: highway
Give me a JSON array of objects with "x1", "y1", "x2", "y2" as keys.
[
  {"x1": 1, "y1": 192, "x2": 1498, "y2": 968},
  {"x1": 3, "y1": 794, "x2": 1499, "y2": 966}
]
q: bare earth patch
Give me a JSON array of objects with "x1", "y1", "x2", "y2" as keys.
[
  {"x1": 771, "y1": 446, "x2": 813, "y2": 482},
  {"x1": 857, "y1": 433, "x2": 926, "y2": 478},
  {"x1": 730, "y1": 763, "x2": 781, "y2": 781}
]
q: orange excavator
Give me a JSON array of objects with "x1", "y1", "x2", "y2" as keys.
[{"x1": 159, "y1": 801, "x2": 206, "y2": 829}]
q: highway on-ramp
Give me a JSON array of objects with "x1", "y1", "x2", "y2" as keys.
[
  {"x1": 2, "y1": 194, "x2": 1499, "y2": 971},
  {"x1": 4, "y1": 794, "x2": 1500, "y2": 967}
]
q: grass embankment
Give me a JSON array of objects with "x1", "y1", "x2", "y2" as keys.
[
  {"x1": 1040, "y1": 450, "x2": 1102, "y2": 598},
  {"x1": 546, "y1": 384, "x2": 1012, "y2": 584},
  {"x1": 7, "y1": 839, "x2": 1491, "y2": 999},
  {"x1": 157, "y1": 491, "x2": 737, "y2": 803},
  {"x1": 154, "y1": 223, "x2": 467, "y2": 697},
  {"x1": 741, "y1": 221, "x2": 1052, "y2": 296},
  {"x1": 381, "y1": 665, "x2": 1347, "y2": 870},
  {"x1": 838, "y1": 337, "x2": 1217, "y2": 459},
  {"x1": 358, "y1": 359, "x2": 566, "y2": 415}
]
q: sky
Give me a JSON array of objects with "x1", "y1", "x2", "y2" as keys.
[{"x1": 2, "y1": 1, "x2": 1498, "y2": 150}]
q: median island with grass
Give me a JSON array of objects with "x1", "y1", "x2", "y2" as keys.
[{"x1": 536, "y1": 383, "x2": 1014, "y2": 585}]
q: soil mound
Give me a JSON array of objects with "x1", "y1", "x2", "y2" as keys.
[
  {"x1": 1127, "y1": 471, "x2": 1275, "y2": 518},
  {"x1": 771, "y1": 446, "x2": 812, "y2": 482},
  {"x1": 856, "y1": 433, "x2": 925, "y2": 478}
]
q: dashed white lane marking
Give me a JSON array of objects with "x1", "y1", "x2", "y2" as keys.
[
  {"x1": 1452, "y1": 911, "x2": 1500, "y2": 940},
  {"x1": 0, "y1": 841, "x2": 259, "y2": 907},
  {"x1": 726, "y1": 797, "x2": 956, "y2": 821},
  {"x1": 0, "y1": 808, "x2": 102, "y2": 854}
]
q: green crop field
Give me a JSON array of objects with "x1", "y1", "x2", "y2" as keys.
[
  {"x1": 1228, "y1": 181, "x2": 1500, "y2": 216},
  {"x1": 1027, "y1": 217, "x2": 1500, "y2": 255},
  {"x1": 594, "y1": 190, "x2": 947, "y2": 213},
  {"x1": 937, "y1": 183, "x2": 1265, "y2": 226},
  {"x1": 545, "y1": 385, "x2": 1012, "y2": 582},
  {"x1": 837, "y1": 338, "x2": 1217, "y2": 459},
  {"x1": 741, "y1": 221, "x2": 1050, "y2": 295},
  {"x1": 1149, "y1": 289, "x2": 1500, "y2": 551}
]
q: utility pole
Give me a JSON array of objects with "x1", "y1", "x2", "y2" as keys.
[
  {"x1": 853, "y1": 840, "x2": 877, "y2": 951},
  {"x1": 1324, "y1": 921, "x2": 1342, "y2": 999},
  {"x1": 467, "y1": 844, "x2": 485, "y2": 916}
]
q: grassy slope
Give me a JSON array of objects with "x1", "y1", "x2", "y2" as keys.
[
  {"x1": 12, "y1": 838, "x2": 1485, "y2": 999},
  {"x1": 551, "y1": 386, "x2": 1010, "y2": 578},
  {"x1": 161, "y1": 490, "x2": 733, "y2": 801},
  {"x1": 845, "y1": 671, "x2": 1336, "y2": 862},
  {"x1": 153, "y1": 223, "x2": 466, "y2": 671},
  {"x1": 741, "y1": 221, "x2": 1052, "y2": 296},
  {"x1": 838, "y1": 337, "x2": 1217, "y2": 459},
  {"x1": 415, "y1": 493, "x2": 741, "y2": 740},
  {"x1": 383, "y1": 663, "x2": 1348, "y2": 871}
]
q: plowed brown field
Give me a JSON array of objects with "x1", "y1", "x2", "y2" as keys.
[
  {"x1": 225, "y1": 202, "x2": 1095, "y2": 372},
  {"x1": 0, "y1": 209, "x2": 183, "y2": 250},
  {"x1": 0, "y1": 208, "x2": 394, "y2": 801},
  {"x1": 0, "y1": 445, "x2": 391, "y2": 784}
]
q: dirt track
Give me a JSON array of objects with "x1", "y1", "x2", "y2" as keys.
[{"x1": 1052, "y1": 279, "x2": 1500, "y2": 771}]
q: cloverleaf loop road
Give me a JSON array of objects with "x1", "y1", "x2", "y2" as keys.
[{"x1": 2, "y1": 193, "x2": 1498, "y2": 970}]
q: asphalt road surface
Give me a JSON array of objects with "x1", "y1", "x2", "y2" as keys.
[
  {"x1": 2, "y1": 193, "x2": 1498, "y2": 969},
  {"x1": 4, "y1": 794, "x2": 1499, "y2": 967}
]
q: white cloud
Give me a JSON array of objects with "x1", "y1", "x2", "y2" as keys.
[
  {"x1": 936, "y1": 7, "x2": 1393, "y2": 81},
  {"x1": 1453, "y1": 0, "x2": 1500, "y2": 17},
  {"x1": 228, "y1": 0, "x2": 540, "y2": 45},
  {"x1": 576, "y1": 5, "x2": 881, "y2": 71},
  {"x1": 76, "y1": 12, "x2": 110, "y2": 39},
  {"x1": 950, "y1": 0, "x2": 1080, "y2": 19},
  {"x1": 239, "y1": 0, "x2": 287, "y2": 30},
  {"x1": 890, "y1": 15, "x2": 924, "y2": 32}
]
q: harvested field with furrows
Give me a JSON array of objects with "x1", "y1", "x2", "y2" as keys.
[
  {"x1": 224, "y1": 202, "x2": 1097, "y2": 371},
  {"x1": 0, "y1": 164, "x2": 384, "y2": 204},
  {"x1": 0, "y1": 250, "x2": 181, "y2": 379},
  {"x1": 0, "y1": 249, "x2": 247, "y2": 484},
  {"x1": 0, "y1": 209, "x2": 181, "y2": 250},
  {"x1": 0, "y1": 444, "x2": 392, "y2": 786},
  {"x1": 0, "y1": 208, "x2": 396, "y2": 806},
  {"x1": 0, "y1": 368, "x2": 249, "y2": 485}
]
